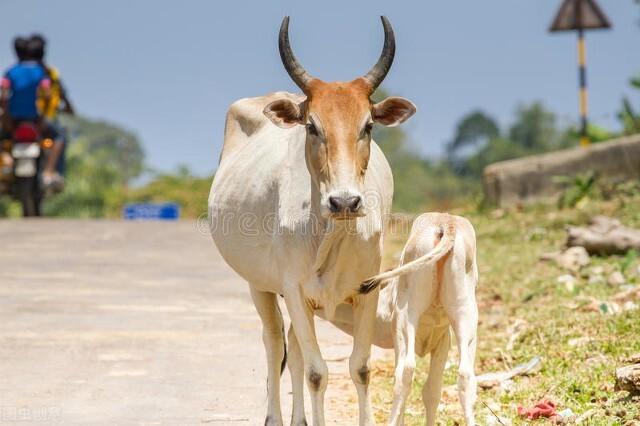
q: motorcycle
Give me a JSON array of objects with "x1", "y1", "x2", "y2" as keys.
[{"x1": 0, "y1": 121, "x2": 53, "y2": 216}]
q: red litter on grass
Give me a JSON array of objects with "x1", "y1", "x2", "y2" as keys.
[{"x1": 517, "y1": 399, "x2": 558, "y2": 419}]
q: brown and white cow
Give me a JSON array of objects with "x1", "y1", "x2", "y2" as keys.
[{"x1": 209, "y1": 17, "x2": 415, "y2": 426}]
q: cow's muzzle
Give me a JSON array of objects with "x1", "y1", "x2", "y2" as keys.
[{"x1": 328, "y1": 195, "x2": 363, "y2": 219}]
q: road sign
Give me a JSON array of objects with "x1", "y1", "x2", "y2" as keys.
[
  {"x1": 123, "y1": 202, "x2": 180, "y2": 220},
  {"x1": 550, "y1": 0, "x2": 611, "y2": 32},
  {"x1": 549, "y1": 0, "x2": 612, "y2": 147}
]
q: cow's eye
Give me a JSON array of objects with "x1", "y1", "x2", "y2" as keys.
[
  {"x1": 365, "y1": 122, "x2": 374, "y2": 133},
  {"x1": 306, "y1": 122, "x2": 319, "y2": 137},
  {"x1": 361, "y1": 122, "x2": 373, "y2": 139}
]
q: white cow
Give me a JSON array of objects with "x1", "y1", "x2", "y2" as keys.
[
  {"x1": 329, "y1": 213, "x2": 478, "y2": 425},
  {"x1": 208, "y1": 16, "x2": 416, "y2": 426}
]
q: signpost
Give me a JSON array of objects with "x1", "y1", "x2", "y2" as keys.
[
  {"x1": 550, "y1": 0, "x2": 611, "y2": 147},
  {"x1": 123, "y1": 202, "x2": 180, "y2": 220}
]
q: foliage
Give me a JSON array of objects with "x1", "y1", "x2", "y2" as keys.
[
  {"x1": 372, "y1": 90, "x2": 477, "y2": 211},
  {"x1": 0, "y1": 197, "x2": 8, "y2": 217},
  {"x1": 448, "y1": 110, "x2": 500, "y2": 152},
  {"x1": 554, "y1": 171, "x2": 597, "y2": 208},
  {"x1": 113, "y1": 166, "x2": 211, "y2": 218},
  {"x1": 620, "y1": 249, "x2": 638, "y2": 274},
  {"x1": 448, "y1": 102, "x2": 582, "y2": 180},
  {"x1": 42, "y1": 115, "x2": 145, "y2": 217},
  {"x1": 508, "y1": 102, "x2": 558, "y2": 151},
  {"x1": 618, "y1": 74, "x2": 640, "y2": 135}
]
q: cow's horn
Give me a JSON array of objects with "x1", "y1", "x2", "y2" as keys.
[
  {"x1": 279, "y1": 16, "x2": 313, "y2": 92},
  {"x1": 362, "y1": 16, "x2": 396, "y2": 93}
]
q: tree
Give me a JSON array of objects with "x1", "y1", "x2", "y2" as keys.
[
  {"x1": 114, "y1": 165, "x2": 211, "y2": 218},
  {"x1": 618, "y1": 75, "x2": 640, "y2": 135},
  {"x1": 447, "y1": 102, "x2": 573, "y2": 179},
  {"x1": 508, "y1": 102, "x2": 557, "y2": 151},
  {"x1": 61, "y1": 115, "x2": 144, "y2": 187},
  {"x1": 447, "y1": 111, "x2": 500, "y2": 156},
  {"x1": 446, "y1": 110, "x2": 500, "y2": 175},
  {"x1": 372, "y1": 89, "x2": 476, "y2": 211},
  {"x1": 43, "y1": 115, "x2": 145, "y2": 217}
]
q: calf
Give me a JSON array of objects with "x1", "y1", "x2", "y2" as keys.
[{"x1": 330, "y1": 212, "x2": 478, "y2": 425}]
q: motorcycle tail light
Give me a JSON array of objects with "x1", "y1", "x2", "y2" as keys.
[{"x1": 13, "y1": 124, "x2": 39, "y2": 143}]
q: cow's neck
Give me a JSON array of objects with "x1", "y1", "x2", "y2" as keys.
[
  {"x1": 308, "y1": 178, "x2": 338, "y2": 275},
  {"x1": 306, "y1": 179, "x2": 368, "y2": 317}
]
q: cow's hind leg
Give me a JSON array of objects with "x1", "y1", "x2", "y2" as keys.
[
  {"x1": 287, "y1": 325, "x2": 307, "y2": 426},
  {"x1": 422, "y1": 329, "x2": 450, "y2": 426},
  {"x1": 250, "y1": 288, "x2": 286, "y2": 426}
]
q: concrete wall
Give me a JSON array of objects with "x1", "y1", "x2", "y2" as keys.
[{"x1": 482, "y1": 134, "x2": 640, "y2": 207}]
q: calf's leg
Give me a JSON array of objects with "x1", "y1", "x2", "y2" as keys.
[
  {"x1": 422, "y1": 330, "x2": 450, "y2": 426},
  {"x1": 442, "y1": 267, "x2": 478, "y2": 426},
  {"x1": 388, "y1": 312, "x2": 417, "y2": 426}
]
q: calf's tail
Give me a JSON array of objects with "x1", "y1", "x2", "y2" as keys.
[{"x1": 359, "y1": 222, "x2": 456, "y2": 294}]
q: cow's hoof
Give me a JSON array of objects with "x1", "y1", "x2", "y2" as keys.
[{"x1": 264, "y1": 416, "x2": 283, "y2": 426}]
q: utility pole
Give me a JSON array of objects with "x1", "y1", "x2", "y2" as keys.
[{"x1": 550, "y1": 0, "x2": 611, "y2": 147}]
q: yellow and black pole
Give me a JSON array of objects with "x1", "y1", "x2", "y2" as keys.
[
  {"x1": 550, "y1": 0, "x2": 611, "y2": 147},
  {"x1": 577, "y1": 28, "x2": 589, "y2": 146}
]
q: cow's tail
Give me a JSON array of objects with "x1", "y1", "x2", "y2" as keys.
[{"x1": 359, "y1": 222, "x2": 456, "y2": 294}]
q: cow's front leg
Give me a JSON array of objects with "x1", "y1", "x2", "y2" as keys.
[
  {"x1": 283, "y1": 284, "x2": 327, "y2": 426},
  {"x1": 249, "y1": 287, "x2": 285, "y2": 426},
  {"x1": 350, "y1": 291, "x2": 378, "y2": 426},
  {"x1": 287, "y1": 325, "x2": 308, "y2": 425}
]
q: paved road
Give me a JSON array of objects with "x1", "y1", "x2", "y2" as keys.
[{"x1": 0, "y1": 220, "x2": 381, "y2": 425}]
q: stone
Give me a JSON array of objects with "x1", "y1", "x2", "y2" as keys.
[{"x1": 608, "y1": 271, "x2": 626, "y2": 286}]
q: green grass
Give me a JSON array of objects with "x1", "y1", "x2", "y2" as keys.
[{"x1": 373, "y1": 192, "x2": 640, "y2": 425}]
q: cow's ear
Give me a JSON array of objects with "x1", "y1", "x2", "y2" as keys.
[
  {"x1": 372, "y1": 97, "x2": 416, "y2": 127},
  {"x1": 263, "y1": 99, "x2": 304, "y2": 129}
]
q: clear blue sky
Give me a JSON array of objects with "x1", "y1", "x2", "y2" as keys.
[{"x1": 1, "y1": 0, "x2": 639, "y2": 175}]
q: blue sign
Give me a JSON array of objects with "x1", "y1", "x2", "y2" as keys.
[{"x1": 123, "y1": 202, "x2": 180, "y2": 220}]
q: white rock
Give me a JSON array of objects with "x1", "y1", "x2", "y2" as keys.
[
  {"x1": 557, "y1": 246, "x2": 590, "y2": 271},
  {"x1": 588, "y1": 274, "x2": 604, "y2": 285},
  {"x1": 607, "y1": 271, "x2": 625, "y2": 286},
  {"x1": 557, "y1": 274, "x2": 577, "y2": 291},
  {"x1": 557, "y1": 274, "x2": 576, "y2": 283}
]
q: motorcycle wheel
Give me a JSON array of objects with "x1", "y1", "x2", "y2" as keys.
[{"x1": 15, "y1": 176, "x2": 42, "y2": 217}]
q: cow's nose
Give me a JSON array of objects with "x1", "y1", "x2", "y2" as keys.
[{"x1": 328, "y1": 195, "x2": 362, "y2": 214}]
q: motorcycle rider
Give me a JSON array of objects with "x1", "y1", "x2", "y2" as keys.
[
  {"x1": 31, "y1": 34, "x2": 74, "y2": 185},
  {"x1": 0, "y1": 36, "x2": 63, "y2": 188},
  {"x1": 0, "y1": 37, "x2": 30, "y2": 181}
]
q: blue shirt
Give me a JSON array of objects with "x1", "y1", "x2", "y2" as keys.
[{"x1": 4, "y1": 61, "x2": 46, "y2": 120}]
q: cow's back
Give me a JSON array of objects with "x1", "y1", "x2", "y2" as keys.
[{"x1": 219, "y1": 92, "x2": 305, "y2": 163}]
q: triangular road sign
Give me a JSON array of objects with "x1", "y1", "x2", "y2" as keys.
[{"x1": 550, "y1": 0, "x2": 612, "y2": 32}]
